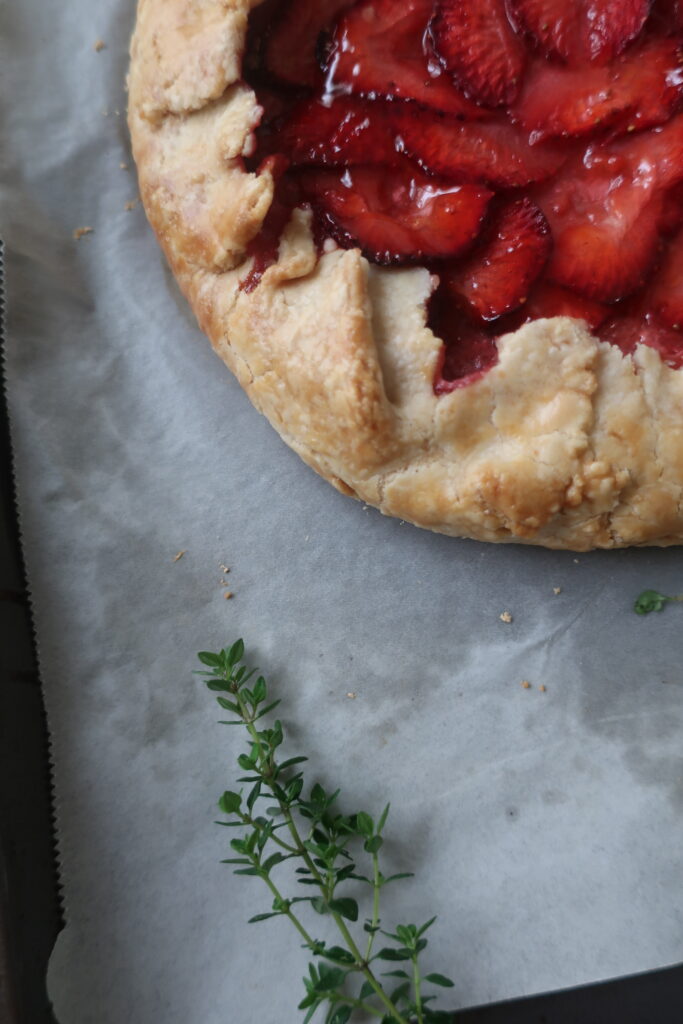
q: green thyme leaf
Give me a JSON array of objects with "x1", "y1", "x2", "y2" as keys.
[{"x1": 201, "y1": 642, "x2": 455, "y2": 1024}]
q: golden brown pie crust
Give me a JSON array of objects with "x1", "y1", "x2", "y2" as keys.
[{"x1": 128, "y1": 0, "x2": 683, "y2": 550}]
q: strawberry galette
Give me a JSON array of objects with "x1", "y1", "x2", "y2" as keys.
[{"x1": 129, "y1": 0, "x2": 683, "y2": 549}]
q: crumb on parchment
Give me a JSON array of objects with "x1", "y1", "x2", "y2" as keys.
[
  {"x1": 224, "y1": 591, "x2": 234, "y2": 600},
  {"x1": 172, "y1": 550, "x2": 186, "y2": 563},
  {"x1": 500, "y1": 611, "x2": 512, "y2": 623},
  {"x1": 120, "y1": 162, "x2": 129, "y2": 170},
  {"x1": 73, "y1": 226, "x2": 93, "y2": 240},
  {"x1": 124, "y1": 198, "x2": 140, "y2": 211},
  {"x1": 220, "y1": 564, "x2": 230, "y2": 573},
  {"x1": 539, "y1": 685, "x2": 547, "y2": 693},
  {"x1": 521, "y1": 680, "x2": 531, "y2": 689},
  {"x1": 94, "y1": 39, "x2": 106, "y2": 52},
  {"x1": 553, "y1": 587, "x2": 562, "y2": 595},
  {"x1": 346, "y1": 692, "x2": 357, "y2": 700}
]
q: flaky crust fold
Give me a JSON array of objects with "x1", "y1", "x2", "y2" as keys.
[{"x1": 128, "y1": 0, "x2": 683, "y2": 550}]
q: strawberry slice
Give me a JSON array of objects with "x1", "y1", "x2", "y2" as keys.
[
  {"x1": 599, "y1": 314, "x2": 683, "y2": 368},
  {"x1": 648, "y1": 227, "x2": 683, "y2": 328},
  {"x1": 396, "y1": 112, "x2": 567, "y2": 186},
  {"x1": 443, "y1": 198, "x2": 552, "y2": 320},
  {"x1": 513, "y1": 38, "x2": 683, "y2": 142},
  {"x1": 508, "y1": 0, "x2": 651, "y2": 66},
  {"x1": 538, "y1": 116, "x2": 683, "y2": 301},
  {"x1": 280, "y1": 98, "x2": 402, "y2": 167},
  {"x1": 264, "y1": 0, "x2": 355, "y2": 88},
  {"x1": 297, "y1": 167, "x2": 493, "y2": 264},
  {"x1": 430, "y1": 0, "x2": 527, "y2": 107},
  {"x1": 430, "y1": 292, "x2": 500, "y2": 392},
  {"x1": 522, "y1": 282, "x2": 609, "y2": 329},
  {"x1": 325, "y1": 0, "x2": 489, "y2": 118}
]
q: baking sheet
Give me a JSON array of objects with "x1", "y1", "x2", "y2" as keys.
[{"x1": 2, "y1": 1, "x2": 683, "y2": 1021}]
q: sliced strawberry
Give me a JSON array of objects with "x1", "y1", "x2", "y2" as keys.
[
  {"x1": 522, "y1": 282, "x2": 609, "y2": 329},
  {"x1": 443, "y1": 198, "x2": 552, "y2": 320},
  {"x1": 326, "y1": 0, "x2": 489, "y2": 118},
  {"x1": 280, "y1": 98, "x2": 402, "y2": 167},
  {"x1": 297, "y1": 167, "x2": 493, "y2": 264},
  {"x1": 264, "y1": 0, "x2": 355, "y2": 88},
  {"x1": 396, "y1": 112, "x2": 567, "y2": 186},
  {"x1": 599, "y1": 313, "x2": 683, "y2": 368},
  {"x1": 508, "y1": 0, "x2": 651, "y2": 66},
  {"x1": 647, "y1": 227, "x2": 683, "y2": 328},
  {"x1": 430, "y1": 292, "x2": 500, "y2": 392},
  {"x1": 538, "y1": 116, "x2": 683, "y2": 301},
  {"x1": 513, "y1": 38, "x2": 683, "y2": 142},
  {"x1": 430, "y1": 0, "x2": 526, "y2": 107}
]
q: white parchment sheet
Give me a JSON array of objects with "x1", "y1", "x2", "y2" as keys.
[{"x1": 2, "y1": 2, "x2": 683, "y2": 1021}]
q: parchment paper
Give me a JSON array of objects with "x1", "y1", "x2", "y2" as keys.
[{"x1": 2, "y1": 2, "x2": 683, "y2": 1021}]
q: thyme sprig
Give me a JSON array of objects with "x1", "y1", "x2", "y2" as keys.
[
  {"x1": 634, "y1": 589, "x2": 683, "y2": 614},
  {"x1": 198, "y1": 640, "x2": 454, "y2": 1024}
]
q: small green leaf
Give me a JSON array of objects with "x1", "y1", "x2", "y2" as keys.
[
  {"x1": 375, "y1": 948, "x2": 412, "y2": 962},
  {"x1": 381, "y1": 970, "x2": 410, "y2": 979},
  {"x1": 320, "y1": 946, "x2": 355, "y2": 965},
  {"x1": 314, "y1": 964, "x2": 346, "y2": 992},
  {"x1": 198, "y1": 651, "x2": 222, "y2": 667},
  {"x1": 364, "y1": 836, "x2": 383, "y2": 854},
  {"x1": 328, "y1": 897, "x2": 359, "y2": 922},
  {"x1": 227, "y1": 639, "x2": 245, "y2": 665},
  {"x1": 254, "y1": 699, "x2": 282, "y2": 720},
  {"x1": 355, "y1": 812, "x2": 374, "y2": 837},
  {"x1": 216, "y1": 697, "x2": 240, "y2": 713},
  {"x1": 311, "y1": 897, "x2": 329, "y2": 916},
  {"x1": 262, "y1": 852, "x2": 287, "y2": 873},
  {"x1": 377, "y1": 802, "x2": 390, "y2": 833},
  {"x1": 424, "y1": 973, "x2": 455, "y2": 988},
  {"x1": 287, "y1": 778, "x2": 304, "y2": 801},
  {"x1": 237, "y1": 754, "x2": 256, "y2": 771},
  {"x1": 205, "y1": 680, "x2": 230, "y2": 692},
  {"x1": 634, "y1": 589, "x2": 670, "y2": 614},
  {"x1": 417, "y1": 916, "x2": 438, "y2": 937},
  {"x1": 248, "y1": 912, "x2": 281, "y2": 923},
  {"x1": 218, "y1": 791, "x2": 242, "y2": 815},
  {"x1": 359, "y1": 980, "x2": 375, "y2": 999},
  {"x1": 233, "y1": 867, "x2": 262, "y2": 876},
  {"x1": 246, "y1": 782, "x2": 262, "y2": 813},
  {"x1": 383, "y1": 873, "x2": 414, "y2": 885},
  {"x1": 253, "y1": 676, "x2": 267, "y2": 703},
  {"x1": 328, "y1": 1006, "x2": 352, "y2": 1024},
  {"x1": 279, "y1": 756, "x2": 309, "y2": 771}
]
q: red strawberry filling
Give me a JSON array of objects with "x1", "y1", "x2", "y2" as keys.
[{"x1": 244, "y1": 0, "x2": 683, "y2": 389}]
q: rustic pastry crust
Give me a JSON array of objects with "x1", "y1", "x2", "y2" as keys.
[{"x1": 128, "y1": 0, "x2": 683, "y2": 550}]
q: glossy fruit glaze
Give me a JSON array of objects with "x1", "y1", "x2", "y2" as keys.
[{"x1": 241, "y1": 0, "x2": 683, "y2": 392}]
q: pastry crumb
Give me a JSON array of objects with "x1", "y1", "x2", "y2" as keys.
[
  {"x1": 223, "y1": 591, "x2": 234, "y2": 600},
  {"x1": 124, "y1": 198, "x2": 140, "y2": 211},
  {"x1": 120, "y1": 162, "x2": 129, "y2": 170},
  {"x1": 219, "y1": 564, "x2": 230, "y2": 573},
  {"x1": 93, "y1": 39, "x2": 106, "y2": 52},
  {"x1": 172, "y1": 550, "x2": 186, "y2": 563},
  {"x1": 521, "y1": 680, "x2": 531, "y2": 689},
  {"x1": 73, "y1": 226, "x2": 93, "y2": 240},
  {"x1": 553, "y1": 587, "x2": 562, "y2": 595},
  {"x1": 346, "y1": 692, "x2": 357, "y2": 700},
  {"x1": 500, "y1": 611, "x2": 513, "y2": 623},
  {"x1": 573, "y1": 558, "x2": 580, "y2": 564},
  {"x1": 539, "y1": 684, "x2": 547, "y2": 693}
]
